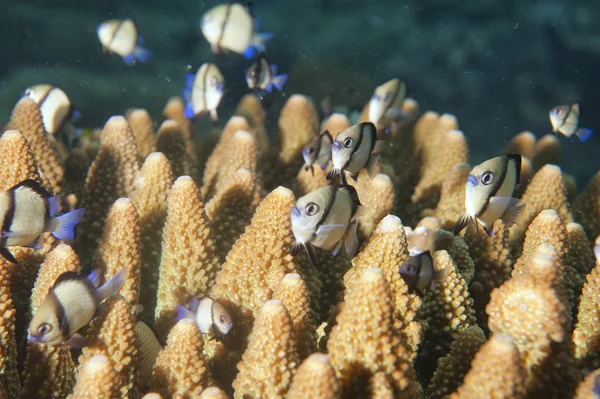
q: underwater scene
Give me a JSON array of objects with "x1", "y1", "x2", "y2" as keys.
[{"x1": 0, "y1": 0, "x2": 600, "y2": 398}]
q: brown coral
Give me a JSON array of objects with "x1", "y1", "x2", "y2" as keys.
[
  {"x1": 126, "y1": 108, "x2": 156, "y2": 159},
  {"x1": 67, "y1": 355, "x2": 122, "y2": 399},
  {"x1": 573, "y1": 171, "x2": 600, "y2": 242},
  {"x1": 287, "y1": 353, "x2": 340, "y2": 399},
  {"x1": 0, "y1": 130, "x2": 44, "y2": 189},
  {"x1": 277, "y1": 94, "x2": 319, "y2": 164}
]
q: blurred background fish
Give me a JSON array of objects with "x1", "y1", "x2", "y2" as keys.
[
  {"x1": 0, "y1": 180, "x2": 85, "y2": 263},
  {"x1": 200, "y1": 2, "x2": 272, "y2": 59},
  {"x1": 368, "y1": 78, "x2": 409, "y2": 133},
  {"x1": 398, "y1": 251, "x2": 447, "y2": 293},
  {"x1": 549, "y1": 102, "x2": 594, "y2": 143},
  {"x1": 182, "y1": 63, "x2": 225, "y2": 125},
  {"x1": 245, "y1": 53, "x2": 288, "y2": 95},
  {"x1": 176, "y1": 296, "x2": 233, "y2": 340},
  {"x1": 97, "y1": 18, "x2": 152, "y2": 65},
  {"x1": 302, "y1": 131, "x2": 332, "y2": 175}
]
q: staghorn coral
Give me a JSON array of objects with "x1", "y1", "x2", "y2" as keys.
[
  {"x1": 149, "y1": 319, "x2": 211, "y2": 399},
  {"x1": 329, "y1": 267, "x2": 420, "y2": 398},
  {"x1": 349, "y1": 171, "x2": 395, "y2": 240},
  {"x1": 573, "y1": 171, "x2": 600, "y2": 242},
  {"x1": 295, "y1": 162, "x2": 330, "y2": 197},
  {"x1": 233, "y1": 93, "x2": 268, "y2": 156},
  {"x1": 232, "y1": 299, "x2": 299, "y2": 399},
  {"x1": 0, "y1": 130, "x2": 44, "y2": 188},
  {"x1": 433, "y1": 162, "x2": 470, "y2": 231},
  {"x1": 126, "y1": 108, "x2": 156, "y2": 159},
  {"x1": 156, "y1": 120, "x2": 194, "y2": 179},
  {"x1": 321, "y1": 113, "x2": 351, "y2": 136},
  {"x1": 532, "y1": 134, "x2": 560, "y2": 172},
  {"x1": 0, "y1": 257, "x2": 19, "y2": 398},
  {"x1": 154, "y1": 176, "x2": 221, "y2": 339},
  {"x1": 505, "y1": 130, "x2": 536, "y2": 160},
  {"x1": 198, "y1": 387, "x2": 229, "y2": 399},
  {"x1": 286, "y1": 353, "x2": 340, "y2": 399},
  {"x1": 162, "y1": 96, "x2": 192, "y2": 138},
  {"x1": 213, "y1": 130, "x2": 258, "y2": 195},
  {"x1": 67, "y1": 355, "x2": 122, "y2": 399},
  {"x1": 277, "y1": 94, "x2": 319, "y2": 165}
]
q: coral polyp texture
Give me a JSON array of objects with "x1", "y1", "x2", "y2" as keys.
[{"x1": 0, "y1": 89, "x2": 598, "y2": 399}]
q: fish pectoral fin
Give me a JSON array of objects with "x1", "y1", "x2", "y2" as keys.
[
  {"x1": 344, "y1": 220, "x2": 360, "y2": 258},
  {"x1": 453, "y1": 214, "x2": 471, "y2": 236},
  {"x1": 330, "y1": 240, "x2": 344, "y2": 257},
  {"x1": 95, "y1": 267, "x2": 128, "y2": 302},
  {"x1": 316, "y1": 224, "x2": 348, "y2": 236},
  {"x1": 63, "y1": 333, "x2": 87, "y2": 348},
  {"x1": 0, "y1": 247, "x2": 17, "y2": 264},
  {"x1": 366, "y1": 153, "x2": 382, "y2": 178},
  {"x1": 2, "y1": 230, "x2": 25, "y2": 239},
  {"x1": 497, "y1": 197, "x2": 525, "y2": 228}
]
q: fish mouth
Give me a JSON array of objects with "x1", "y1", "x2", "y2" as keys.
[
  {"x1": 290, "y1": 206, "x2": 301, "y2": 219},
  {"x1": 332, "y1": 141, "x2": 342, "y2": 151},
  {"x1": 224, "y1": 322, "x2": 233, "y2": 333},
  {"x1": 467, "y1": 175, "x2": 478, "y2": 187},
  {"x1": 27, "y1": 334, "x2": 41, "y2": 343}
]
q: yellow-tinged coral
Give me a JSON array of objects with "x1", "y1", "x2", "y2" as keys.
[
  {"x1": 233, "y1": 93, "x2": 268, "y2": 156},
  {"x1": 505, "y1": 130, "x2": 536, "y2": 160},
  {"x1": 156, "y1": 120, "x2": 197, "y2": 179},
  {"x1": 426, "y1": 325, "x2": 487, "y2": 399},
  {"x1": 0, "y1": 257, "x2": 19, "y2": 399},
  {"x1": 22, "y1": 245, "x2": 81, "y2": 398},
  {"x1": 321, "y1": 113, "x2": 351, "y2": 136},
  {"x1": 154, "y1": 176, "x2": 221, "y2": 339},
  {"x1": 162, "y1": 96, "x2": 192, "y2": 138},
  {"x1": 126, "y1": 108, "x2": 156, "y2": 159},
  {"x1": 273, "y1": 273, "x2": 316, "y2": 360},
  {"x1": 287, "y1": 353, "x2": 340, "y2": 399},
  {"x1": 343, "y1": 215, "x2": 422, "y2": 360},
  {"x1": 413, "y1": 112, "x2": 458, "y2": 168},
  {"x1": 132, "y1": 152, "x2": 174, "y2": 322},
  {"x1": 91, "y1": 198, "x2": 142, "y2": 308},
  {"x1": 213, "y1": 130, "x2": 258, "y2": 195},
  {"x1": 573, "y1": 171, "x2": 600, "y2": 242},
  {"x1": 329, "y1": 267, "x2": 420, "y2": 398},
  {"x1": 198, "y1": 387, "x2": 229, "y2": 399},
  {"x1": 149, "y1": 319, "x2": 211, "y2": 399},
  {"x1": 532, "y1": 134, "x2": 560, "y2": 172},
  {"x1": 232, "y1": 299, "x2": 299, "y2": 399},
  {"x1": 79, "y1": 296, "x2": 137, "y2": 398},
  {"x1": 0, "y1": 130, "x2": 44, "y2": 188},
  {"x1": 448, "y1": 334, "x2": 526, "y2": 399},
  {"x1": 277, "y1": 94, "x2": 319, "y2": 164},
  {"x1": 433, "y1": 163, "x2": 470, "y2": 231},
  {"x1": 295, "y1": 162, "x2": 330, "y2": 197},
  {"x1": 9, "y1": 97, "x2": 64, "y2": 194},
  {"x1": 349, "y1": 171, "x2": 395, "y2": 240},
  {"x1": 574, "y1": 368, "x2": 600, "y2": 399},
  {"x1": 67, "y1": 355, "x2": 122, "y2": 399}
]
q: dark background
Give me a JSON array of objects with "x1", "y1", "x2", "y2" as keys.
[{"x1": 1, "y1": 0, "x2": 598, "y2": 185}]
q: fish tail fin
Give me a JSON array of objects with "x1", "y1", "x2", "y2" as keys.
[
  {"x1": 132, "y1": 46, "x2": 152, "y2": 63},
  {"x1": 366, "y1": 153, "x2": 382, "y2": 178},
  {"x1": 50, "y1": 208, "x2": 86, "y2": 241},
  {"x1": 453, "y1": 214, "x2": 471, "y2": 236},
  {"x1": 47, "y1": 195, "x2": 61, "y2": 217},
  {"x1": 344, "y1": 219, "x2": 360, "y2": 258},
  {"x1": 576, "y1": 128, "x2": 594, "y2": 143},
  {"x1": 272, "y1": 74, "x2": 288, "y2": 92},
  {"x1": 0, "y1": 247, "x2": 17, "y2": 264},
  {"x1": 176, "y1": 304, "x2": 194, "y2": 321},
  {"x1": 71, "y1": 109, "x2": 82, "y2": 122},
  {"x1": 270, "y1": 64, "x2": 278, "y2": 75},
  {"x1": 95, "y1": 267, "x2": 128, "y2": 302},
  {"x1": 244, "y1": 32, "x2": 273, "y2": 58},
  {"x1": 184, "y1": 103, "x2": 195, "y2": 120},
  {"x1": 266, "y1": 82, "x2": 274, "y2": 93},
  {"x1": 500, "y1": 199, "x2": 525, "y2": 228}
]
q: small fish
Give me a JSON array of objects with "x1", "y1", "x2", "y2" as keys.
[
  {"x1": 326, "y1": 122, "x2": 384, "y2": 184},
  {"x1": 549, "y1": 102, "x2": 594, "y2": 143},
  {"x1": 28, "y1": 267, "x2": 128, "y2": 346},
  {"x1": 23, "y1": 84, "x2": 82, "y2": 146},
  {"x1": 454, "y1": 154, "x2": 525, "y2": 237},
  {"x1": 368, "y1": 79, "x2": 408, "y2": 132},
  {"x1": 398, "y1": 251, "x2": 446, "y2": 293},
  {"x1": 0, "y1": 180, "x2": 86, "y2": 263},
  {"x1": 302, "y1": 131, "x2": 333, "y2": 176},
  {"x1": 182, "y1": 63, "x2": 225, "y2": 125},
  {"x1": 97, "y1": 18, "x2": 152, "y2": 65},
  {"x1": 245, "y1": 53, "x2": 288, "y2": 95},
  {"x1": 406, "y1": 225, "x2": 454, "y2": 257},
  {"x1": 176, "y1": 296, "x2": 233, "y2": 340},
  {"x1": 290, "y1": 185, "x2": 365, "y2": 267},
  {"x1": 200, "y1": 2, "x2": 273, "y2": 59}
]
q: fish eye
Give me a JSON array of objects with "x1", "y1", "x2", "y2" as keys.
[
  {"x1": 305, "y1": 202, "x2": 319, "y2": 216},
  {"x1": 219, "y1": 315, "x2": 226, "y2": 324},
  {"x1": 481, "y1": 171, "x2": 494, "y2": 185},
  {"x1": 307, "y1": 147, "x2": 315, "y2": 154},
  {"x1": 24, "y1": 89, "x2": 33, "y2": 96},
  {"x1": 38, "y1": 323, "x2": 52, "y2": 335},
  {"x1": 343, "y1": 138, "x2": 353, "y2": 148}
]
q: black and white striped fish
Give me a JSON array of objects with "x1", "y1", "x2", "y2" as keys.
[
  {"x1": 182, "y1": 63, "x2": 225, "y2": 125},
  {"x1": 0, "y1": 180, "x2": 86, "y2": 263},
  {"x1": 176, "y1": 296, "x2": 233, "y2": 340},
  {"x1": 549, "y1": 102, "x2": 594, "y2": 143},
  {"x1": 245, "y1": 53, "x2": 287, "y2": 94},
  {"x1": 96, "y1": 18, "x2": 152, "y2": 65},
  {"x1": 368, "y1": 78, "x2": 409, "y2": 132}
]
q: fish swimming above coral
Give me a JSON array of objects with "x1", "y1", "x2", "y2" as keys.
[
  {"x1": 245, "y1": 53, "x2": 288, "y2": 95},
  {"x1": 96, "y1": 18, "x2": 152, "y2": 65},
  {"x1": 182, "y1": 63, "x2": 225, "y2": 125},
  {"x1": 302, "y1": 131, "x2": 333, "y2": 176},
  {"x1": 549, "y1": 101, "x2": 594, "y2": 143},
  {"x1": 326, "y1": 121, "x2": 384, "y2": 184},
  {"x1": 291, "y1": 184, "x2": 364, "y2": 267},
  {"x1": 23, "y1": 84, "x2": 81, "y2": 147},
  {"x1": 176, "y1": 296, "x2": 233, "y2": 340},
  {"x1": 454, "y1": 154, "x2": 525, "y2": 237},
  {"x1": 28, "y1": 267, "x2": 128, "y2": 346},
  {"x1": 200, "y1": 2, "x2": 273, "y2": 59},
  {"x1": 368, "y1": 78, "x2": 409, "y2": 132},
  {"x1": 398, "y1": 251, "x2": 447, "y2": 294},
  {"x1": 0, "y1": 179, "x2": 86, "y2": 263}
]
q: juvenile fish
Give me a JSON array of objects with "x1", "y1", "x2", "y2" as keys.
[
  {"x1": 0, "y1": 180, "x2": 86, "y2": 263},
  {"x1": 290, "y1": 184, "x2": 365, "y2": 267},
  {"x1": 549, "y1": 102, "x2": 594, "y2": 143},
  {"x1": 302, "y1": 131, "x2": 333, "y2": 176},
  {"x1": 398, "y1": 251, "x2": 447, "y2": 293},
  {"x1": 201, "y1": 2, "x2": 272, "y2": 59},
  {"x1": 454, "y1": 154, "x2": 525, "y2": 237},
  {"x1": 176, "y1": 296, "x2": 233, "y2": 340},
  {"x1": 97, "y1": 18, "x2": 152, "y2": 65},
  {"x1": 23, "y1": 84, "x2": 81, "y2": 146},
  {"x1": 182, "y1": 63, "x2": 225, "y2": 125},
  {"x1": 245, "y1": 53, "x2": 288, "y2": 95},
  {"x1": 368, "y1": 78, "x2": 409, "y2": 132},
  {"x1": 27, "y1": 267, "x2": 128, "y2": 346},
  {"x1": 326, "y1": 122, "x2": 384, "y2": 184}
]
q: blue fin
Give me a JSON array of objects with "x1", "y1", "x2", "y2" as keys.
[
  {"x1": 137, "y1": 34, "x2": 144, "y2": 45},
  {"x1": 270, "y1": 64, "x2": 278, "y2": 75},
  {"x1": 86, "y1": 268, "x2": 102, "y2": 288},
  {"x1": 132, "y1": 46, "x2": 152, "y2": 63},
  {"x1": 576, "y1": 128, "x2": 594, "y2": 143},
  {"x1": 253, "y1": 16, "x2": 260, "y2": 31},
  {"x1": 272, "y1": 74, "x2": 287, "y2": 92},
  {"x1": 51, "y1": 208, "x2": 86, "y2": 241},
  {"x1": 176, "y1": 304, "x2": 194, "y2": 321},
  {"x1": 184, "y1": 103, "x2": 195, "y2": 119},
  {"x1": 185, "y1": 72, "x2": 195, "y2": 90},
  {"x1": 96, "y1": 267, "x2": 128, "y2": 301},
  {"x1": 189, "y1": 296, "x2": 200, "y2": 312},
  {"x1": 47, "y1": 196, "x2": 61, "y2": 217},
  {"x1": 242, "y1": 45, "x2": 258, "y2": 60},
  {"x1": 123, "y1": 54, "x2": 135, "y2": 66},
  {"x1": 266, "y1": 82, "x2": 274, "y2": 93},
  {"x1": 71, "y1": 109, "x2": 82, "y2": 122}
]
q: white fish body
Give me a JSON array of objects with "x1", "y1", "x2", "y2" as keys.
[
  {"x1": 549, "y1": 102, "x2": 594, "y2": 143},
  {"x1": 24, "y1": 84, "x2": 77, "y2": 136},
  {"x1": 176, "y1": 296, "x2": 233, "y2": 339},
  {"x1": 97, "y1": 19, "x2": 152, "y2": 65},
  {"x1": 183, "y1": 63, "x2": 225, "y2": 124}
]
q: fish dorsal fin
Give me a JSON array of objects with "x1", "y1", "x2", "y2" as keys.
[
  {"x1": 54, "y1": 271, "x2": 84, "y2": 288},
  {"x1": 372, "y1": 140, "x2": 384, "y2": 155},
  {"x1": 344, "y1": 219, "x2": 360, "y2": 258},
  {"x1": 189, "y1": 296, "x2": 201, "y2": 312},
  {"x1": 11, "y1": 179, "x2": 51, "y2": 199},
  {"x1": 47, "y1": 196, "x2": 61, "y2": 217}
]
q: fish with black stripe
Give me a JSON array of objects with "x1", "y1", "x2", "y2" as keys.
[
  {"x1": 549, "y1": 102, "x2": 594, "y2": 143},
  {"x1": 182, "y1": 63, "x2": 225, "y2": 125},
  {"x1": 27, "y1": 267, "x2": 128, "y2": 346},
  {"x1": 454, "y1": 154, "x2": 525, "y2": 237},
  {"x1": 302, "y1": 130, "x2": 333, "y2": 176},
  {"x1": 245, "y1": 53, "x2": 288, "y2": 96},
  {"x1": 290, "y1": 184, "x2": 366, "y2": 267},
  {"x1": 176, "y1": 296, "x2": 233, "y2": 340},
  {"x1": 0, "y1": 179, "x2": 86, "y2": 263},
  {"x1": 96, "y1": 18, "x2": 152, "y2": 65},
  {"x1": 368, "y1": 78, "x2": 409, "y2": 133},
  {"x1": 326, "y1": 122, "x2": 384, "y2": 184}
]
